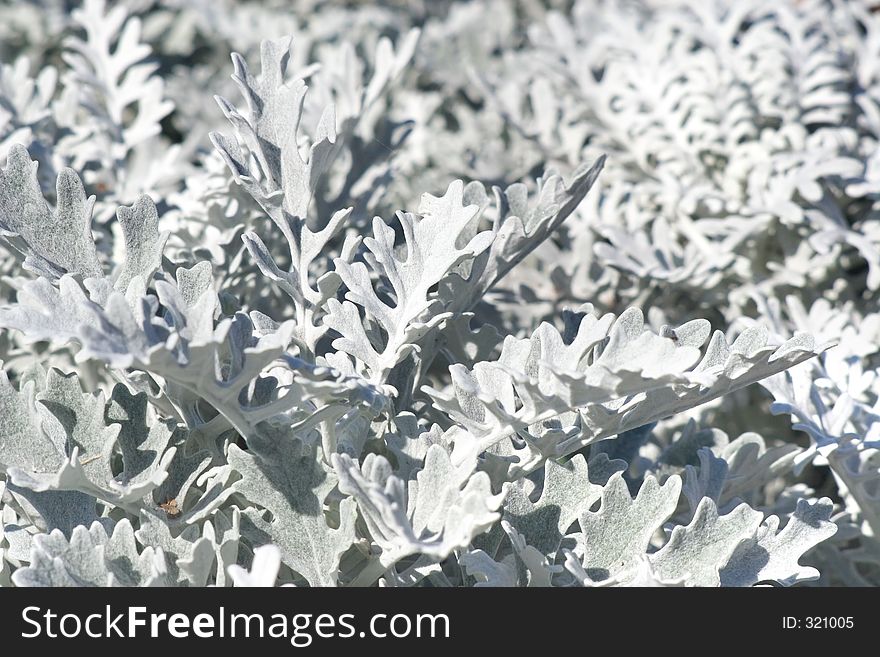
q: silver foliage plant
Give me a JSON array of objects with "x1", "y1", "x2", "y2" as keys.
[{"x1": 0, "y1": 0, "x2": 877, "y2": 587}]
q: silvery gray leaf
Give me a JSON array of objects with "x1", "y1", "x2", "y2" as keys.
[
  {"x1": 232, "y1": 436, "x2": 356, "y2": 587},
  {"x1": 720, "y1": 498, "x2": 837, "y2": 586},
  {"x1": 651, "y1": 498, "x2": 764, "y2": 586},
  {"x1": 0, "y1": 144, "x2": 100, "y2": 279},
  {"x1": 333, "y1": 445, "x2": 503, "y2": 570},
  {"x1": 571, "y1": 472, "x2": 682, "y2": 584},
  {"x1": 12, "y1": 519, "x2": 167, "y2": 587}
]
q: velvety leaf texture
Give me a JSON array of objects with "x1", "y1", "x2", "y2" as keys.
[{"x1": 3, "y1": 0, "x2": 875, "y2": 589}]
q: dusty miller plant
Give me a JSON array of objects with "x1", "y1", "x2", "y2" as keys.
[{"x1": 0, "y1": 0, "x2": 876, "y2": 587}]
